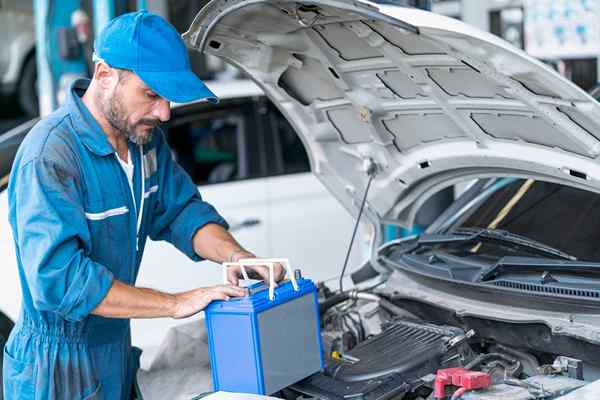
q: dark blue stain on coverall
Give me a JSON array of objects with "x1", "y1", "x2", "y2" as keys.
[{"x1": 3, "y1": 79, "x2": 227, "y2": 399}]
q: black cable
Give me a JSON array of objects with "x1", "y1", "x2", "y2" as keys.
[
  {"x1": 465, "y1": 353, "x2": 518, "y2": 370},
  {"x1": 339, "y1": 173, "x2": 376, "y2": 292},
  {"x1": 347, "y1": 311, "x2": 365, "y2": 341},
  {"x1": 320, "y1": 292, "x2": 350, "y2": 314}
]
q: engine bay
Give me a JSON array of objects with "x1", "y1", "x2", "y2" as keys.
[{"x1": 276, "y1": 283, "x2": 599, "y2": 400}]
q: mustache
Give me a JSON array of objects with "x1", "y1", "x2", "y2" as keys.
[{"x1": 137, "y1": 118, "x2": 160, "y2": 127}]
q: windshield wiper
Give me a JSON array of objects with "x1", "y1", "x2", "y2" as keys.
[
  {"x1": 479, "y1": 256, "x2": 600, "y2": 282},
  {"x1": 418, "y1": 227, "x2": 576, "y2": 261}
]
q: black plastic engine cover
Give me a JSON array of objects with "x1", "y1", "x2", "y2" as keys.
[{"x1": 290, "y1": 319, "x2": 465, "y2": 400}]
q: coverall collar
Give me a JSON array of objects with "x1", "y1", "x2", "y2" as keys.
[{"x1": 66, "y1": 78, "x2": 116, "y2": 157}]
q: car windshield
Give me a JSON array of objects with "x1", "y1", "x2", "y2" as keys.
[{"x1": 445, "y1": 178, "x2": 600, "y2": 262}]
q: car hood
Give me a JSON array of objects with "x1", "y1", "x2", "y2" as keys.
[{"x1": 184, "y1": 0, "x2": 600, "y2": 244}]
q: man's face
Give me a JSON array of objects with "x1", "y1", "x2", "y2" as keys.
[{"x1": 99, "y1": 69, "x2": 170, "y2": 145}]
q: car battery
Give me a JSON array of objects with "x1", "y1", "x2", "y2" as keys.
[{"x1": 204, "y1": 259, "x2": 324, "y2": 395}]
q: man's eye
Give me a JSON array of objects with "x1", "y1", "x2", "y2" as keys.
[{"x1": 146, "y1": 92, "x2": 158, "y2": 99}]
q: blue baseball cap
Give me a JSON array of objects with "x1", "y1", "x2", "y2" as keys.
[{"x1": 94, "y1": 10, "x2": 218, "y2": 104}]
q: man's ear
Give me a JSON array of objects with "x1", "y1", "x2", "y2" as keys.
[{"x1": 94, "y1": 62, "x2": 119, "y2": 90}]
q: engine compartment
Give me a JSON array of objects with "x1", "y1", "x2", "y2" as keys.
[
  {"x1": 291, "y1": 318, "x2": 469, "y2": 399},
  {"x1": 276, "y1": 284, "x2": 600, "y2": 400}
]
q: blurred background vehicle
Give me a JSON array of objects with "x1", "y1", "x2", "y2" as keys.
[{"x1": 0, "y1": 1, "x2": 36, "y2": 116}]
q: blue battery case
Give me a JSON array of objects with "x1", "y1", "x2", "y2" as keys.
[{"x1": 204, "y1": 278, "x2": 324, "y2": 394}]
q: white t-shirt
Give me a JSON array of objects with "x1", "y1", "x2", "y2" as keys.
[{"x1": 116, "y1": 150, "x2": 136, "y2": 212}]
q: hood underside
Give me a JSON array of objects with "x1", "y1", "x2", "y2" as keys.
[{"x1": 184, "y1": 0, "x2": 600, "y2": 231}]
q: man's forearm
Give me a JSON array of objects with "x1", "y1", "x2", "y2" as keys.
[
  {"x1": 92, "y1": 278, "x2": 247, "y2": 320},
  {"x1": 193, "y1": 223, "x2": 286, "y2": 285},
  {"x1": 192, "y1": 223, "x2": 254, "y2": 262},
  {"x1": 92, "y1": 279, "x2": 176, "y2": 319}
]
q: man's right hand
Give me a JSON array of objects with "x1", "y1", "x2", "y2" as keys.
[{"x1": 171, "y1": 285, "x2": 247, "y2": 319}]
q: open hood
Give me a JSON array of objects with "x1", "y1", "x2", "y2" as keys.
[{"x1": 184, "y1": 0, "x2": 600, "y2": 240}]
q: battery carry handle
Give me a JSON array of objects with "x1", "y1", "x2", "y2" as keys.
[{"x1": 222, "y1": 258, "x2": 299, "y2": 300}]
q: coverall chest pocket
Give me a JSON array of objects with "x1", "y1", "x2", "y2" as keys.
[
  {"x1": 3, "y1": 346, "x2": 35, "y2": 399},
  {"x1": 84, "y1": 198, "x2": 132, "y2": 276}
]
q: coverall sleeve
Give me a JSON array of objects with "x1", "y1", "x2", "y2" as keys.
[
  {"x1": 13, "y1": 157, "x2": 114, "y2": 322},
  {"x1": 148, "y1": 132, "x2": 228, "y2": 261}
]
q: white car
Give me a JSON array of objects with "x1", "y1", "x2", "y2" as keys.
[
  {"x1": 0, "y1": 79, "x2": 366, "y2": 369},
  {"x1": 168, "y1": 1, "x2": 600, "y2": 398}
]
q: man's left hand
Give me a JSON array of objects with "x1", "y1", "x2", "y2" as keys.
[{"x1": 226, "y1": 251, "x2": 286, "y2": 287}]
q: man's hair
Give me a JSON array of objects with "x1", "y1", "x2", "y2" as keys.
[
  {"x1": 115, "y1": 68, "x2": 129, "y2": 83},
  {"x1": 92, "y1": 53, "x2": 130, "y2": 83}
]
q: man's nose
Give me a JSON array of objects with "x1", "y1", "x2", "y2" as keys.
[{"x1": 153, "y1": 99, "x2": 171, "y2": 122}]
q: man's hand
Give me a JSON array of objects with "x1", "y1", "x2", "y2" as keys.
[
  {"x1": 171, "y1": 285, "x2": 247, "y2": 319},
  {"x1": 226, "y1": 262, "x2": 286, "y2": 287},
  {"x1": 227, "y1": 251, "x2": 286, "y2": 286},
  {"x1": 191, "y1": 223, "x2": 286, "y2": 286}
]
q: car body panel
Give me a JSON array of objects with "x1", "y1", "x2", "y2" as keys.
[
  {"x1": 382, "y1": 268, "x2": 600, "y2": 345},
  {"x1": 183, "y1": 0, "x2": 600, "y2": 257},
  {"x1": 0, "y1": 192, "x2": 20, "y2": 321}
]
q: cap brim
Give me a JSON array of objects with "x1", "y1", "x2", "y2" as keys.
[{"x1": 136, "y1": 69, "x2": 219, "y2": 104}]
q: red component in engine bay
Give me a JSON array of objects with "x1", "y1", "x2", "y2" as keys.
[{"x1": 434, "y1": 367, "x2": 492, "y2": 399}]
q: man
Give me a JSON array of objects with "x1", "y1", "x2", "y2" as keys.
[{"x1": 3, "y1": 10, "x2": 283, "y2": 400}]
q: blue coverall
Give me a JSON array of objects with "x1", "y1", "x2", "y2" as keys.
[{"x1": 3, "y1": 79, "x2": 228, "y2": 399}]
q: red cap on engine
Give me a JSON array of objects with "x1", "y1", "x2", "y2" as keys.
[{"x1": 434, "y1": 367, "x2": 492, "y2": 399}]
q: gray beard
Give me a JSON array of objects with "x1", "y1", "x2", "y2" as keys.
[
  {"x1": 102, "y1": 91, "x2": 154, "y2": 146},
  {"x1": 127, "y1": 129, "x2": 153, "y2": 145}
]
